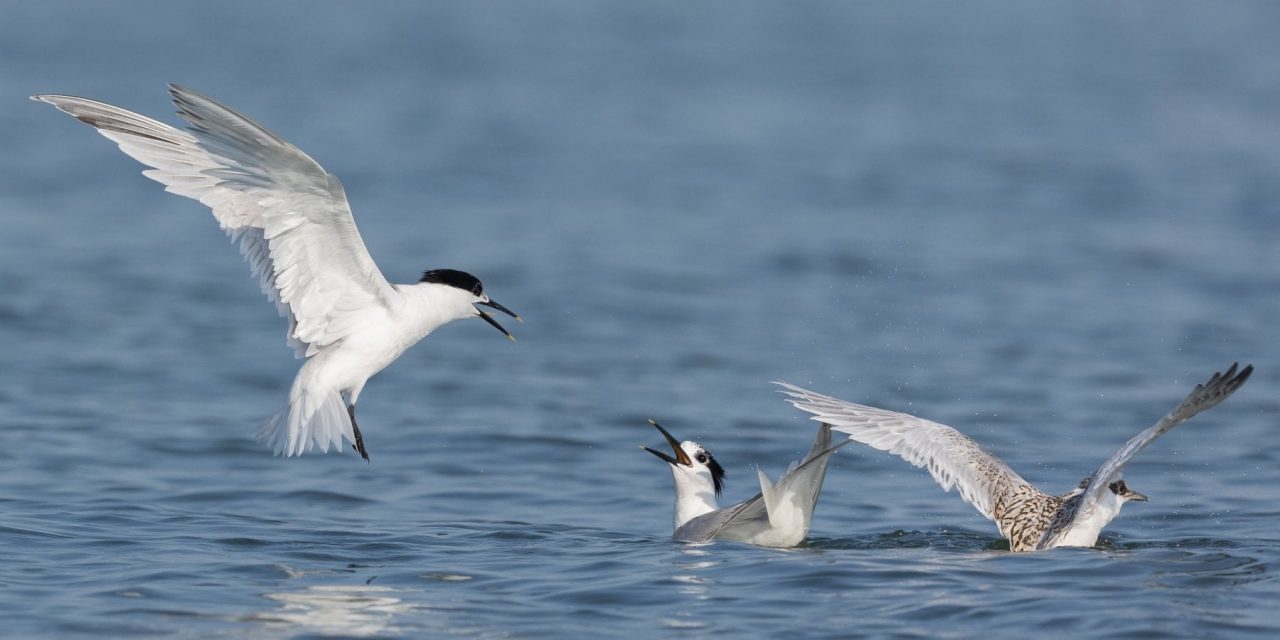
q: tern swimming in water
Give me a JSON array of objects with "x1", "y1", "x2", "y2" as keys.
[
  {"x1": 778, "y1": 363, "x2": 1252, "y2": 551},
  {"x1": 33, "y1": 85, "x2": 520, "y2": 461},
  {"x1": 644, "y1": 419, "x2": 849, "y2": 547}
]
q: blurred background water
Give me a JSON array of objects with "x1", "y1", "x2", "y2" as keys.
[{"x1": 1, "y1": 1, "x2": 1278, "y2": 637}]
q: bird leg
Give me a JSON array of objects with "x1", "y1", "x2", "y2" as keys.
[{"x1": 348, "y1": 404, "x2": 369, "y2": 462}]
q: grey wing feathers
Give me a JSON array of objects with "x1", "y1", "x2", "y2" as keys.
[
  {"x1": 674, "y1": 424, "x2": 848, "y2": 543},
  {"x1": 33, "y1": 86, "x2": 396, "y2": 357},
  {"x1": 764, "y1": 424, "x2": 849, "y2": 528},
  {"x1": 167, "y1": 85, "x2": 326, "y2": 192},
  {"x1": 1080, "y1": 362, "x2": 1253, "y2": 509},
  {"x1": 776, "y1": 381, "x2": 1034, "y2": 523},
  {"x1": 794, "y1": 420, "x2": 835, "y2": 472},
  {"x1": 674, "y1": 499, "x2": 758, "y2": 543}
]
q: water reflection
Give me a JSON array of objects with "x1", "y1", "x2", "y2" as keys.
[
  {"x1": 663, "y1": 546, "x2": 716, "y2": 629},
  {"x1": 253, "y1": 585, "x2": 415, "y2": 637},
  {"x1": 673, "y1": 546, "x2": 715, "y2": 596}
]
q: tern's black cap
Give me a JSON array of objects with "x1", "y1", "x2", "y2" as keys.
[{"x1": 421, "y1": 269, "x2": 483, "y2": 296}]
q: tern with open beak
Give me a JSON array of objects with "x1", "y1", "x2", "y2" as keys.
[
  {"x1": 34, "y1": 85, "x2": 521, "y2": 461},
  {"x1": 644, "y1": 419, "x2": 849, "y2": 547}
]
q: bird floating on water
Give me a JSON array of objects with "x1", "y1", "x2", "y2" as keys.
[
  {"x1": 643, "y1": 419, "x2": 848, "y2": 547},
  {"x1": 778, "y1": 363, "x2": 1252, "y2": 551},
  {"x1": 33, "y1": 85, "x2": 520, "y2": 461}
]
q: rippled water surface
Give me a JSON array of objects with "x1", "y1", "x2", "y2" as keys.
[{"x1": 2, "y1": 2, "x2": 1279, "y2": 637}]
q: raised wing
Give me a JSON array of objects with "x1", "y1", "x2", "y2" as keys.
[
  {"x1": 777, "y1": 381, "x2": 1036, "y2": 524},
  {"x1": 674, "y1": 424, "x2": 848, "y2": 547},
  {"x1": 33, "y1": 85, "x2": 397, "y2": 357},
  {"x1": 1074, "y1": 362, "x2": 1253, "y2": 521}
]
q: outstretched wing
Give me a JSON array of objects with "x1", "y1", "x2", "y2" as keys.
[
  {"x1": 33, "y1": 85, "x2": 397, "y2": 357},
  {"x1": 777, "y1": 381, "x2": 1036, "y2": 524},
  {"x1": 1076, "y1": 363, "x2": 1253, "y2": 518},
  {"x1": 674, "y1": 424, "x2": 848, "y2": 546}
]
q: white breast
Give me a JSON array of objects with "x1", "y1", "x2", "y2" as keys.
[{"x1": 1045, "y1": 491, "x2": 1126, "y2": 549}]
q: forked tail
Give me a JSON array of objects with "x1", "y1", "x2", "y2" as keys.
[{"x1": 256, "y1": 388, "x2": 354, "y2": 457}]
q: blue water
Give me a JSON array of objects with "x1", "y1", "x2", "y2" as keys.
[{"x1": 2, "y1": 1, "x2": 1279, "y2": 637}]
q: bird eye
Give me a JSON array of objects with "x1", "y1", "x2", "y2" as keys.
[{"x1": 696, "y1": 454, "x2": 707, "y2": 464}]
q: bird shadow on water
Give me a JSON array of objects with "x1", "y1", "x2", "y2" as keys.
[
  {"x1": 806, "y1": 529, "x2": 1010, "y2": 552},
  {"x1": 1105, "y1": 537, "x2": 1276, "y2": 589},
  {"x1": 803, "y1": 531, "x2": 1273, "y2": 589},
  {"x1": 809, "y1": 530, "x2": 1272, "y2": 557}
]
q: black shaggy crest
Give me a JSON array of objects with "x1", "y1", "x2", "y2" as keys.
[
  {"x1": 421, "y1": 269, "x2": 483, "y2": 296},
  {"x1": 706, "y1": 453, "x2": 726, "y2": 496}
]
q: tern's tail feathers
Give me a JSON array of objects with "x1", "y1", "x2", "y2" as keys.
[
  {"x1": 256, "y1": 389, "x2": 354, "y2": 457},
  {"x1": 756, "y1": 468, "x2": 788, "y2": 529}
]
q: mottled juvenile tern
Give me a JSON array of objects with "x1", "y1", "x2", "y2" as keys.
[
  {"x1": 644, "y1": 419, "x2": 848, "y2": 547},
  {"x1": 778, "y1": 363, "x2": 1252, "y2": 551},
  {"x1": 33, "y1": 85, "x2": 521, "y2": 461}
]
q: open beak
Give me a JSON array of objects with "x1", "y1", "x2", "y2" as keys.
[
  {"x1": 643, "y1": 419, "x2": 693, "y2": 466},
  {"x1": 475, "y1": 298, "x2": 522, "y2": 342}
]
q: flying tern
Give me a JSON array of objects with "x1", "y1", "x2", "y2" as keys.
[
  {"x1": 778, "y1": 363, "x2": 1252, "y2": 551},
  {"x1": 644, "y1": 419, "x2": 849, "y2": 547},
  {"x1": 33, "y1": 85, "x2": 521, "y2": 461}
]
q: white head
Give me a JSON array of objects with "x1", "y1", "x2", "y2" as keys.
[
  {"x1": 419, "y1": 269, "x2": 520, "y2": 339},
  {"x1": 644, "y1": 420, "x2": 727, "y2": 530},
  {"x1": 1105, "y1": 477, "x2": 1148, "y2": 509},
  {"x1": 1043, "y1": 475, "x2": 1151, "y2": 549},
  {"x1": 1078, "y1": 475, "x2": 1149, "y2": 526}
]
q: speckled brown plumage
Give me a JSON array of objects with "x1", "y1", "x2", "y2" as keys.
[
  {"x1": 779, "y1": 363, "x2": 1253, "y2": 553},
  {"x1": 990, "y1": 485, "x2": 1075, "y2": 552}
]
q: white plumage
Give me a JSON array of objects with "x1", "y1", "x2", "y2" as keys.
[
  {"x1": 776, "y1": 383, "x2": 1032, "y2": 525},
  {"x1": 34, "y1": 85, "x2": 520, "y2": 460},
  {"x1": 644, "y1": 420, "x2": 848, "y2": 547}
]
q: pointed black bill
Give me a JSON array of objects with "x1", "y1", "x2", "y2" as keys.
[
  {"x1": 643, "y1": 419, "x2": 692, "y2": 466},
  {"x1": 478, "y1": 298, "x2": 521, "y2": 321},
  {"x1": 477, "y1": 310, "x2": 515, "y2": 342},
  {"x1": 475, "y1": 299, "x2": 520, "y2": 342}
]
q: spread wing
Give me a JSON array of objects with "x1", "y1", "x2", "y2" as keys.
[
  {"x1": 1076, "y1": 363, "x2": 1253, "y2": 519},
  {"x1": 674, "y1": 424, "x2": 848, "y2": 546},
  {"x1": 33, "y1": 85, "x2": 397, "y2": 357},
  {"x1": 777, "y1": 381, "x2": 1035, "y2": 523}
]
